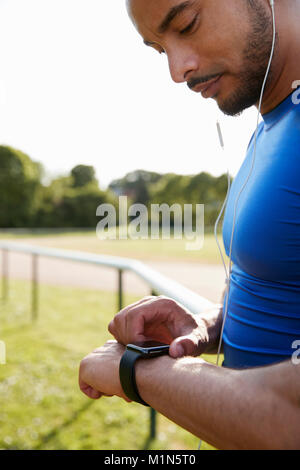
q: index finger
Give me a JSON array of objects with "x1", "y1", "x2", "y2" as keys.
[{"x1": 108, "y1": 296, "x2": 157, "y2": 343}]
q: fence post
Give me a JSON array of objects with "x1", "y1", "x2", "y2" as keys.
[
  {"x1": 149, "y1": 289, "x2": 159, "y2": 441},
  {"x1": 118, "y1": 269, "x2": 123, "y2": 311},
  {"x1": 32, "y1": 254, "x2": 39, "y2": 322},
  {"x1": 1, "y1": 249, "x2": 8, "y2": 303}
]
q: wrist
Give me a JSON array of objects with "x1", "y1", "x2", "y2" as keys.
[
  {"x1": 135, "y1": 355, "x2": 175, "y2": 407},
  {"x1": 119, "y1": 342, "x2": 172, "y2": 405}
]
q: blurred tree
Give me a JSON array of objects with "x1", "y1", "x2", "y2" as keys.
[
  {"x1": 53, "y1": 185, "x2": 114, "y2": 227},
  {"x1": 0, "y1": 142, "x2": 230, "y2": 230},
  {"x1": 71, "y1": 165, "x2": 97, "y2": 188},
  {"x1": 109, "y1": 169, "x2": 162, "y2": 205},
  {"x1": 35, "y1": 164, "x2": 111, "y2": 228},
  {"x1": 149, "y1": 171, "x2": 231, "y2": 229},
  {"x1": 150, "y1": 173, "x2": 190, "y2": 205},
  {"x1": 0, "y1": 145, "x2": 41, "y2": 227},
  {"x1": 47, "y1": 175, "x2": 73, "y2": 201},
  {"x1": 36, "y1": 177, "x2": 116, "y2": 228}
]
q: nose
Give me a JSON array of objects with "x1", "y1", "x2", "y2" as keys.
[{"x1": 167, "y1": 48, "x2": 199, "y2": 84}]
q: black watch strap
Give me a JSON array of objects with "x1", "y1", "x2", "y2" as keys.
[{"x1": 119, "y1": 349, "x2": 149, "y2": 406}]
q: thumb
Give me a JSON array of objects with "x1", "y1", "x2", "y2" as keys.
[
  {"x1": 169, "y1": 333, "x2": 200, "y2": 358},
  {"x1": 79, "y1": 381, "x2": 102, "y2": 400}
]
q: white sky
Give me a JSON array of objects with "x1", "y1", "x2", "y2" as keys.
[{"x1": 0, "y1": 0, "x2": 259, "y2": 189}]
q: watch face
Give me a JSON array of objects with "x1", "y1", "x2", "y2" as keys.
[{"x1": 127, "y1": 341, "x2": 169, "y2": 356}]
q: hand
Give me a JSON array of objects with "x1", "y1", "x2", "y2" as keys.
[
  {"x1": 108, "y1": 295, "x2": 220, "y2": 358},
  {"x1": 79, "y1": 340, "x2": 131, "y2": 401}
]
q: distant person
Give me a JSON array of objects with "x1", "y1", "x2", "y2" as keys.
[{"x1": 79, "y1": 0, "x2": 300, "y2": 449}]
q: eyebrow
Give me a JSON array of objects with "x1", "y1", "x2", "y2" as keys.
[
  {"x1": 158, "y1": 1, "x2": 192, "y2": 34},
  {"x1": 143, "y1": 1, "x2": 195, "y2": 48}
]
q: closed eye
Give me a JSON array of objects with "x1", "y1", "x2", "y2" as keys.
[
  {"x1": 179, "y1": 14, "x2": 199, "y2": 35},
  {"x1": 143, "y1": 39, "x2": 166, "y2": 55}
]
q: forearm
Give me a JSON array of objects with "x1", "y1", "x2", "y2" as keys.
[{"x1": 135, "y1": 356, "x2": 300, "y2": 449}]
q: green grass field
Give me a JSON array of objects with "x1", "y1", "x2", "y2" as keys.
[
  {"x1": 0, "y1": 229, "x2": 226, "y2": 264},
  {"x1": 0, "y1": 279, "x2": 218, "y2": 450}
]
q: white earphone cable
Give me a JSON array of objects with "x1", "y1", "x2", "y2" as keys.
[
  {"x1": 215, "y1": 1, "x2": 276, "y2": 367},
  {"x1": 197, "y1": 0, "x2": 276, "y2": 451}
]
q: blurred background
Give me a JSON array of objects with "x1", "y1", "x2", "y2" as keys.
[{"x1": 0, "y1": 0, "x2": 258, "y2": 450}]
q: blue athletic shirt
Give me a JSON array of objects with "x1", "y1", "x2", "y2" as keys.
[{"x1": 222, "y1": 90, "x2": 300, "y2": 368}]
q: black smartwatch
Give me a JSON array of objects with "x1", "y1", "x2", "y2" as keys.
[{"x1": 119, "y1": 341, "x2": 170, "y2": 406}]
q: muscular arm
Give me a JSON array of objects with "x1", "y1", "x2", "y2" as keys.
[
  {"x1": 79, "y1": 341, "x2": 300, "y2": 449},
  {"x1": 135, "y1": 355, "x2": 300, "y2": 449}
]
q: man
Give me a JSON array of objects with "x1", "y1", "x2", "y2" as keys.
[{"x1": 79, "y1": 0, "x2": 300, "y2": 449}]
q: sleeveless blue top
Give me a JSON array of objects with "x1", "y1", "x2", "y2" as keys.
[{"x1": 222, "y1": 90, "x2": 300, "y2": 368}]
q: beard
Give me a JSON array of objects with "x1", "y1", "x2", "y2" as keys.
[{"x1": 217, "y1": 0, "x2": 276, "y2": 117}]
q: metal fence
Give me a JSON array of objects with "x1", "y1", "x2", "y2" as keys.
[{"x1": 0, "y1": 241, "x2": 213, "y2": 444}]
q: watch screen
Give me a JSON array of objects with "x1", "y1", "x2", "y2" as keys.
[{"x1": 130, "y1": 341, "x2": 169, "y2": 349}]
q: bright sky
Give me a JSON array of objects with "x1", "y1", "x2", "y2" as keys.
[{"x1": 0, "y1": 0, "x2": 259, "y2": 189}]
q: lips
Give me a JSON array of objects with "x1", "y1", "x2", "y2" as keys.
[
  {"x1": 190, "y1": 75, "x2": 222, "y2": 98},
  {"x1": 191, "y1": 75, "x2": 221, "y2": 94}
]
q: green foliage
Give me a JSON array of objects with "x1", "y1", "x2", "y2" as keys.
[
  {"x1": 150, "y1": 173, "x2": 191, "y2": 205},
  {"x1": 35, "y1": 165, "x2": 112, "y2": 228},
  {"x1": 0, "y1": 144, "x2": 231, "y2": 229},
  {"x1": 109, "y1": 169, "x2": 231, "y2": 230},
  {"x1": 55, "y1": 186, "x2": 114, "y2": 228},
  {"x1": 148, "y1": 171, "x2": 231, "y2": 228},
  {"x1": 109, "y1": 170, "x2": 163, "y2": 205},
  {"x1": 71, "y1": 165, "x2": 97, "y2": 188},
  {"x1": 0, "y1": 146, "x2": 42, "y2": 228},
  {"x1": 36, "y1": 183, "x2": 117, "y2": 228},
  {"x1": 0, "y1": 146, "x2": 117, "y2": 228}
]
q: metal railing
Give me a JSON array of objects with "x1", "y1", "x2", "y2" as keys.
[{"x1": 0, "y1": 240, "x2": 213, "y2": 444}]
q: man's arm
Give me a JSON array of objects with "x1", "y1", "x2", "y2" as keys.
[
  {"x1": 136, "y1": 355, "x2": 300, "y2": 449},
  {"x1": 79, "y1": 343, "x2": 300, "y2": 449}
]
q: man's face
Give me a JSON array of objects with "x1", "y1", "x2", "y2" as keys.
[{"x1": 127, "y1": 0, "x2": 274, "y2": 116}]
